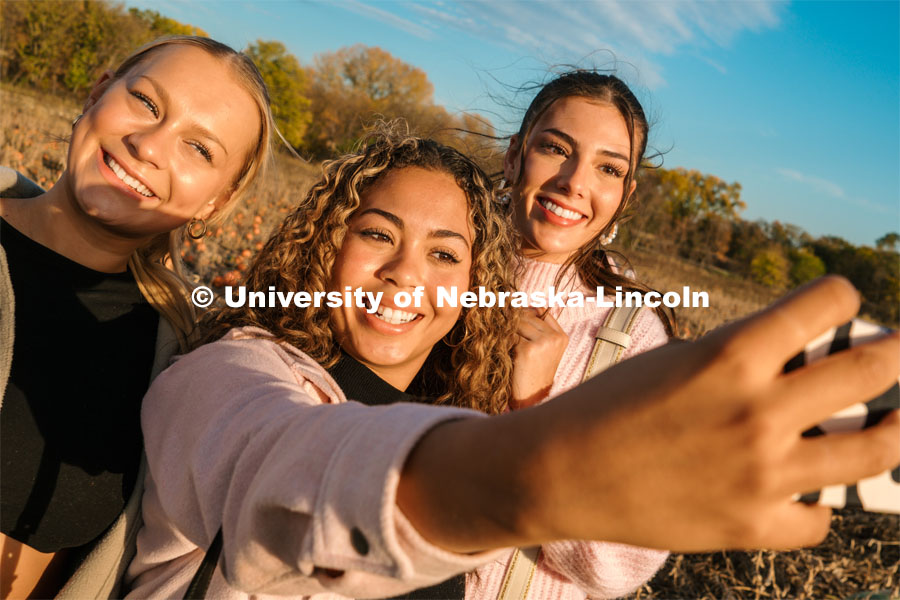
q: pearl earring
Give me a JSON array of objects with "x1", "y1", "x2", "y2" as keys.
[{"x1": 599, "y1": 223, "x2": 618, "y2": 245}]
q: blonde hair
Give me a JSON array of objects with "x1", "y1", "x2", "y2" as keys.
[
  {"x1": 200, "y1": 126, "x2": 519, "y2": 414},
  {"x1": 110, "y1": 36, "x2": 275, "y2": 350}
]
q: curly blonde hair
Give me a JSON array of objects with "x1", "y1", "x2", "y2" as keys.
[{"x1": 200, "y1": 127, "x2": 519, "y2": 414}]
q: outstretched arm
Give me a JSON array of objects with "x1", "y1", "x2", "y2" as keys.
[{"x1": 398, "y1": 276, "x2": 900, "y2": 553}]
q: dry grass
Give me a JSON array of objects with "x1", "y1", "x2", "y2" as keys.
[
  {"x1": 626, "y1": 247, "x2": 780, "y2": 338},
  {"x1": 3, "y1": 85, "x2": 897, "y2": 599}
]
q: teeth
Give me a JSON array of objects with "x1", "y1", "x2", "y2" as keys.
[
  {"x1": 106, "y1": 155, "x2": 154, "y2": 197},
  {"x1": 374, "y1": 306, "x2": 417, "y2": 325},
  {"x1": 539, "y1": 198, "x2": 582, "y2": 220}
]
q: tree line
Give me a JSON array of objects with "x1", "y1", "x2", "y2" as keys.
[
  {"x1": 2, "y1": 0, "x2": 896, "y2": 325},
  {"x1": 625, "y1": 167, "x2": 898, "y2": 324}
]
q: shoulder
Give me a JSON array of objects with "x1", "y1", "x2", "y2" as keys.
[
  {"x1": 147, "y1": 327, "x2": 345, "y2": 409},
  {"x1": 0, "y1": 167, "x2": 44, "y2": 199},
  {"x1": 622, "y1": 308, "x2": 669, "y2": 358}
]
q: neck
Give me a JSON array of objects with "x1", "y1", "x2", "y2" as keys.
[
  {"x1": 1, "y1": 172, "x2": 149, "y2": 273},
  {"x1": 518, "y1": 245, "x2": 573, "y2": 264}
]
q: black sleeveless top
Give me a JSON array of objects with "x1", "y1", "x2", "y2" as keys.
[
  {"x1": 326, "y1": 353, "x2": 466, "y2": 600},
  {"x1": 1, "y1": 218, "x2": 158, "y2": 552}
]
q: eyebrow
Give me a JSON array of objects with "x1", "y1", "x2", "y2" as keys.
[
  {"x1": 358, "y1": 208, "x2": 470, "y2": 248},
  {"x1": 542, "y1": 127, "x2": 630, "y2": 163},
  {"x1": 140, "y1": 75, "x2": 229, "y2": 157}
]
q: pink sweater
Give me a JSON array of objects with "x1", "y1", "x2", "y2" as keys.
[{"x1": 466, "y1": 258, "x2": 670, "y2": 600}]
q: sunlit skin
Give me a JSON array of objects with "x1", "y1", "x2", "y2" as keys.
[
  {"x1": 0, "y1": 45, "x2": 262, "y2": 598},
  {"x1": 0, "y1": 45, "x2": 260, "y2": 272},
  {"x1": 329, "y1": 167, "x2": 473, "y2": 390},
  {"x1": 504, "y1": 96, "x2": 637, "y2": 264}
]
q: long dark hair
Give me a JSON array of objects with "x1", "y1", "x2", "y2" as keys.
[{"x1": 505, "y1": 70, "x2": 675, "y2": 335}]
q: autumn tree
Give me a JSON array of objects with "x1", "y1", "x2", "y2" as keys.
[
  {"x1": 788, "y1": 247, "x2": 826, "y2": 285},
  {"x1": 305, "y1": 45, "x2": 461, "y2": 157},
  {"x1": 750, "y1": 247, "x2": 790, "y2": 290},
  {"x1": 245, "y1": 40, "x2": 311, "y2": 150},
  {"x1": 128, "y1": 8, "x2": 208, "y2": 37},
  {"x1": 1, "y1": 0, "x2": 203, "y2": 97}
]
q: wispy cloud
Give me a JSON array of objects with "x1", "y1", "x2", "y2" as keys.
[
  {"x1": 400, "y1": 0, "x2": 783, "y2": 87},
  {"x1": 777, "y1": 168, "x2": 845, "y2": 199},
  {"x1": 339, "y1": 0, "x2": 435, "y2": 40},
  {"x1": 776, "y1": 168, "x2": 897, "y2": 215}
]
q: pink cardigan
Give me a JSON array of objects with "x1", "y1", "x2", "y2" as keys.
[
  {"x1": 465, "y1": 258, "x2": 670, "y2": 600},
  {"x1": 125, "y1": 328, "x2": 501, "y2": 599}
]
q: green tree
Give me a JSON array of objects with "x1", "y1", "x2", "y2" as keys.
[
  {"x1": 1, "y1": 0, "x2": 204, "y2": 97},
  {"x1": 129, "y1": 8, "x2": 208, "y2": 37},
  {"x1": 788, "y1": 247, "x2": 826, "y2": 285},
  {"x1": 245, "y1": 40, "x2": 311, "y2": 150},
  {"x1": 876, "y1": 232, "x2": 899, "y2": 252},
  {"x1": 750, "y1": 247, "x2": 790, "y2": 290}
]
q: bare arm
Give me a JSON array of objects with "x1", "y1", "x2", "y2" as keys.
[{"x1": 397, "y1": 276, "x2": 900, "y2": 553}]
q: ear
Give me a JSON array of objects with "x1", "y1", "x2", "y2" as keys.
[
  {"x1": 197, "y1": 187, "x2": 235, "y2": 221},
  {"x1": 627, "y1": 178, "x2": 637, "y2": 201},
  {"x1": 503, "y1": 134, "x2": 520, "y2": 184},
  {"x1": 84, "y1": 70, "x2": 115, "y2": 112}
]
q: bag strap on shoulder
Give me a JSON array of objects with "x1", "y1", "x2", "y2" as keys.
[
  {"x1": 582, "y1": 305, "x2": 643, "y2": 382},
  {"x1": 496, "y1": 546, "x2": 540, "y2": 600},
  {"x1": 497, "y1": 306, "x2": 644, "y2": 600}
]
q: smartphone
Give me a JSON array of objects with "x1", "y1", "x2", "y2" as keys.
[{"x1": 785, "y1": 319, "x2": 900, "y2": 513}]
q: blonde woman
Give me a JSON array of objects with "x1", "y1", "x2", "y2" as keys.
[{"x1": 0, "y1": 36, "x2": 274, "y2": 598}]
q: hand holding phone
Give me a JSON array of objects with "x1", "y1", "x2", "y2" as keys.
[{"x1": 786, "y1": 319, "x2": 900, "y2": 513}]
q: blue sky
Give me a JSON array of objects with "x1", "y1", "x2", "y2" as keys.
[{"x1": 124, "y1": 0, "x2": 899, "y2": 247}]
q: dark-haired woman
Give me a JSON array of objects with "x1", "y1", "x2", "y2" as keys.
[{"x1": 468, "y1": 72, "x2": 674, "y2": 599}]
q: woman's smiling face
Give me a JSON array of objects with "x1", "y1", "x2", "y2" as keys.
[
  {"x1": 505, "y1": 96, "x2": 636, "y2": 264},
  {"x1": 329, "y1": 166, "x2": 473, "y2": 390},
  {"x1": 66, "y1": 44, "x2": 260, "y2": 239}
]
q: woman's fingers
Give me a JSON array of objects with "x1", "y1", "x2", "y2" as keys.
[
  {"x1": 539, "y1": 309, "x2": 566, "y2": 334},
  {"x1": 756, "y1": 503, "x2": 833, "y2": 550},
  {"x1": 723, "y1": 276, "x2": 862, "y2": 375},
  {"x1": 776, "y1": 331, "x2": 900, "y2": 430},
  {"x1": 786, "y1": 410, "x2": 900, "y2": 494}
]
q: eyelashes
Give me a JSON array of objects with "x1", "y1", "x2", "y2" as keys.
[
  {"x1": 538, "y1": 141, "x2": 626, "y2": 177},
  {"x1": 190, "y1": 141, "x2": 213, "y2": 163},
  {"x1": 129, "y1": 89, "x2": 214, "y2": 163},
  {"x1": 358, "y1": 228, "x2": 462, "y2": 264},
  {"x1": 131, "y1": 91, "x2": 158, "y2": 117}
]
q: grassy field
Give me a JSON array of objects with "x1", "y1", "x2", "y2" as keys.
[{"x1": 2, "y1": 85, "x2": 897, "y2": 599}]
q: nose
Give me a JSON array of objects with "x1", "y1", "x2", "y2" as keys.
[
  {"x1": 556, "y1": 156, "x2": 591, "y2": 198},
  {"x1": 125, "y1": 125, "x2": 169, "y2": 169},
  {"x1": 377, "y1": 246, "x2": 424, "y2": 289}
]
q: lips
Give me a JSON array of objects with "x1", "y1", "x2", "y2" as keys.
[
  {"x1": 538, "y1": 197, "x2": 585, "y2": 220},
  {"x1": 102, "y1": 151, "x2": 156, "y2": 198},
  {"x1": 373, "y1": 305, "x2": 419, "y2": 325}
]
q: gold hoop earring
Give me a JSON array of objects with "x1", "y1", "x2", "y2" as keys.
[{"x1": 188, "y1": 218, "x2": 207, "y2": 240}]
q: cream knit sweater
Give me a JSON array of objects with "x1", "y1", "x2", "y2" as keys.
[{"x1": 466, "y1": 258, "x2": 670, "y2": 600}]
